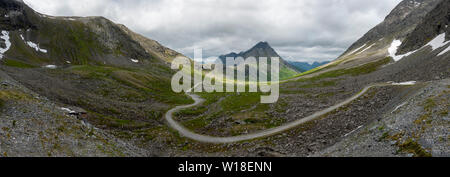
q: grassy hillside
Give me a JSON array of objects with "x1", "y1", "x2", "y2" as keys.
[{"x1": 0, "y1": 1, "x2": 193, "y2": 133}]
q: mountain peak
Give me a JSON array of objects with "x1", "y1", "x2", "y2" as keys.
[{"x1": 253, "y1": 41, "x2": 271, "y2": 49}]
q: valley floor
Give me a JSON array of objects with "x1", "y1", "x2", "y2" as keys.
[{"x1": 0, "y1": 64, "x2": 448, "y2": 157}]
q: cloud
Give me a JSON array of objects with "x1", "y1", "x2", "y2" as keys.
[{"x1": 24, "y1": 0, "x2": 402, "y2": 62}]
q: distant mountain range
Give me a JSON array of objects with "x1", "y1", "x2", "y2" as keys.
[{"x1": 287, "y1": 61, "x2": 330, "y2": 72}]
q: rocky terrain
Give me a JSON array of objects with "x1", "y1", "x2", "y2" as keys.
[
  {"x1": 0, "y1": 70, "x2": 148, "y2": 156},
  {"x1": 316, "y1": 79, "x2": 449, "y2": 157}
]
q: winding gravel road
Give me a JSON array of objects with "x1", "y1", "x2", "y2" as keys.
[{"x1": 165, "y1": 82, "x2": 415, "y2": 144}]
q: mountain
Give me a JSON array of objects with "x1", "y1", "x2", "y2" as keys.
[
  {"x1": 313, "y1": 0, "x2": 449, "y2": 82},
  {"x1": 117, "y1": 24, "x2": 185, "y2": 63},
  {"x1": 341, "y1": 0, "x2": 443, "y2": 56},
  {"x1": 288, "y1": 61, "x2": 330, "y2": 72},
  {"x1": 310, "y1": 0, "x2": 450, "y2": 157},
  {"x1": 218, "y1": 41, "x2": 300, "y2": 79},
  {"x1": 0, "y1": 0, "x2": 192, "y2": 156}
]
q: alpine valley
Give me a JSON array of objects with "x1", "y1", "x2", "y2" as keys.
[{"x1": 0, "y1": 0, "x2": 448, "y2": 157}]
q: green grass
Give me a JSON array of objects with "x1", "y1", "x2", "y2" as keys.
[
  {"x1": 69, "y1": 65, "x2": 193, "y2": 105},
  {"x1": 286, "y1": 62, "x2": 339, "y2": 79},
  {"x1": 39, "y1": 20, "x2": 106, "y2": 65},
  {"x1": 279, "y1": 66, "x2": 299, "y2": 80},
  {"x1": 291, "y1": 57, "x2": 392, "y2": 83},
  {"x1": 2, "y1": 59, "x2": 36, "y2": 68},
  {"x1": 183, "y1": 115, "x2": 213, "y2": 130},
  {"x1": 220, "y1": 92, "x2": 264, "y2": 112}
]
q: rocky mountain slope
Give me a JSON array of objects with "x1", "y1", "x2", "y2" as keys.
[
  {"x1": 307, "y1": 0, "x2": 450, "y2": 157},
  {"x1": 308, "y1": 0, "x2": 449, "y2": 82}
]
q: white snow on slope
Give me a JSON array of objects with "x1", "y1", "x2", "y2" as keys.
[
  {"x1": 391, "y1": 81, "x2": 416, "y2": 85},
  {"x1": 44, "y1": 65, "x2": 57, "y2": 69},
  {"x1": 427, "y1": 33, "x2": 449, "y2": 50},
  {"x1": 60, "y1": 107, "x2": 76, "y2": 114},
  {"x1": 346, "y1": 44, "x2": 367, "y2": 56},
  {"x1": 0, "y1": 31, "x2": 12, "y2": 59},
  {"x1": 388, "y1": 33, "x2": 450, "y2": 61},
  {"x1": 20, "y1": 34, "x2": 48, "y2": 53},
  {"x1": 356, "y1": 43, "x2": 376, "y2": 55},
  {"x1": 388, "y1": 40, "x2": 406, "y2": 61},
  {"x1": 426, "y1": 33, "x2": 450, "y2": 56},
  {"x1": 131, "y1": 59, "x2": 139, "y2": 63},
  {"x1": 26, "y1": 41, "x2": 48, "y2": 53}
]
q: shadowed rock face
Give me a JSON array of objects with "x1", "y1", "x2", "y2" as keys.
[
  {"x1": 0, "y1": 0, "x2": 37, "y2": 30},
  {"x1": 398, "y1": 0, "x2": 450, "y2": 54}
]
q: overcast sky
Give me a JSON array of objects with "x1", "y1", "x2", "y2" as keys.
[{"x1": 24, "y1": 0, "x2": 402, "y2": 63}]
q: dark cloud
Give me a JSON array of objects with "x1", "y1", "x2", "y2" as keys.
[{"x1": 24, "y1": 0, "x2": 401, "y2": 62}]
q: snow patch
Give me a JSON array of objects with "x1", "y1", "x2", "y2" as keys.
[
  {"x1": 131, "y1": 59, "x2": 139, "y2": 63},
  {"x1": 391, "y1": 81, "x2": 416, "y2": 86},
  {"x1": 0, "y1": 31, "x2": 11, "y2": 59},
  {"x1": 21, "y1": 35, "x2": 48, "y2": 53},
  {"x1": 346, "y1": 44, "x2": 367, "y2": 56},
  {"x1": 389, "y1": 33, "x2": 450, "y2": 61},
  {"x1": 388, "y1": 40, "x2": 404, "y2": 61},
  {"x1": 60, "y1": 107, "x2": 76, "y2": 114},
  {"x1": 356, "y1": 43, "x2": 375, "y2": 55},
  {"x1": 388, "y1": 40, "x2": 422, "y2": 61},
  {"x1": 44, "y1": 65, "x2": 57, "y2": 69},
  {"x1": 26, "y1": 41, "x2": 48, "y2": 53},
  {"x1": 424, "y1": 33, "x2": 450, "y2": 56},
  {"x1": 426, "y1": 33, "x2": 449, "y2": 50}
]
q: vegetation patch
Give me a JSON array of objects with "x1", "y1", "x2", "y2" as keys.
[
  {"x1": 397, "y1": 138, "x2": 432, "y2": 157},
  {"x1": 2, "y1": 59, "x2": 36, "y2": 68},
  {"x1": 294, "y1": 57, "x2": 391, "y2": 83},
  {"x1": 0, "y1": 90, "x2": 32, "y2": 101}
]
